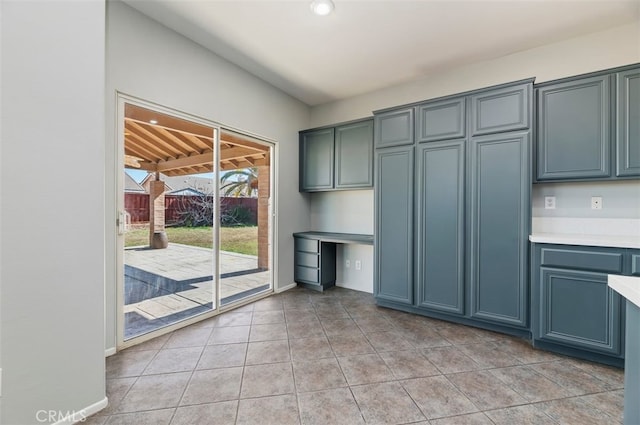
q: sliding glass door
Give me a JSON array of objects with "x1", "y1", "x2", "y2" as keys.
[{"x1": 116, "y1": 96, "x2": 274, "y2": 347}]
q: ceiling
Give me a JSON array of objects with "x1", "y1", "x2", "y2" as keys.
[
  {"x1": 125, "y1": 103, "x2": 270, "y2": 176},
  {"x1": 123, "y1": 0, "x2": 639, "y2": 106}
]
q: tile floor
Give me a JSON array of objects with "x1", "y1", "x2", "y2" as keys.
[{"x1": 92, "y1": 286, "x2": 624, "y2": 424}]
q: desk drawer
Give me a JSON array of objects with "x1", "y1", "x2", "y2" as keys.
[
  {"x1": 540, "y1": 247, "x2": 623, "y2": 274},
  {"x1": 295, "y1": 238, "x2": 319, "y2": 253},
  {"x1": 296, "y1": 251, "x2": 319, "y2": 268},
  {"x1": 295, "y1": 266, "x2": 319, "y2": 283}
]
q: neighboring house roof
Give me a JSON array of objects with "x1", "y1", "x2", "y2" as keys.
[
  {"x1": 124, "y1": 172, "x2": 146, "y2": 193},
  {"x1": 139, "y1": 173, "x2": 214, "y2": 195},
  {"x1": 168, "y1": 188, "x2": 208, "y2": 196}
]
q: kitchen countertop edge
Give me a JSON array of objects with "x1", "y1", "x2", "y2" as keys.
[
  {"x1": 609, "y1": 275, "x2": 640, "y2": 308},
  {"x1": 529, "y1": 233, "x2": 640, "y2": 249}
]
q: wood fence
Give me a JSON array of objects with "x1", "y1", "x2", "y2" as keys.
[{"x1": 125, "y1": 193, "x2": 257, "y2": 225}]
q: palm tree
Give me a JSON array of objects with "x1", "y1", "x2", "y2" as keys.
[{"x1": 220, "y1": 167, "x2": 258, "y2": 197}]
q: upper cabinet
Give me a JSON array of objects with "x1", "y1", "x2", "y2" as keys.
[
  {"x1": 300, "y1": 128, "x2": 335, "y2": 191},
  {"x1": 535, "y1": 64, "x2": 640, "y2": 182},
  {"x1": 536, "y1": 75, "x2": 611, "y2": 181},
  {"x1": 299, "y1": 118, "x2": 373, "y2": 192},
  {"x1": 374, "y1": 107, "x2": 414, "y2": 148},
  {"x1": 471, "y1": 83, "x2": 531, "y2": 136},
  {"x1": 617, "y1": 68, "x2": 640, "y2": 177},
  {"x1": 416, "y1": 98, "x2": 465, "y2": 142},
  {"x1": 335, "y1": 120, "x2": 374, "y2": 189}
]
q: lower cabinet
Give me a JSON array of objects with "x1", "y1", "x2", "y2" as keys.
[
  {"x1": 538, "y1": 267, "x2": 622, "y2": 355},
  {"x1": 532, "y1": 244, "x2": 630, "y2": 364},
  {"x1": 293, "y1": 237, "x2": 336, "y2": 291}
]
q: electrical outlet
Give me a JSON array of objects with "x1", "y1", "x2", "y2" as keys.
[
  {"x1": 544, "y1": 196, "x2": 556, "y2": 209},
  {"x1": 591, "y1": 196, "x2": 603, "y2": 210},
  {"x1": 346, "y1": 259, "x2": 350, "y2": 268},
  {"x1": 355, "y1": 260, "x2": 362, "y2": 271}
]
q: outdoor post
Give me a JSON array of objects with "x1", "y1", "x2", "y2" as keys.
[
  {"x1": 149, "y1": 173, "x2": 168, "y2": 248},
  {"x1": 257, "y1": 165, "x2": 270, "y2": 270}
]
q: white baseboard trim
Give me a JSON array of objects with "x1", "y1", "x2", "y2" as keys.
[
  {"x1": 276, "y1": 282, "x2": 297, "y2": 293},
  {"x1": 52, "y1": 396, "x2": 108, "y2": 425},
  {"x1": 105, "y1": 347, "x2": 116, "y2": 357}
]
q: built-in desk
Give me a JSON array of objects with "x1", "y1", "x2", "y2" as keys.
[{"x1": 293, "y1": 232, "x2": 373, "y2": 291}]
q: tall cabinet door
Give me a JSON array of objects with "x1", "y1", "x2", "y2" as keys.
[
  {"x1": 299, "y1": 128, "x2": 334, "y2": 191},
  {"x1": 617, "y1": 68, "x2": 640, "y2": 177},
  {"x1": 469, "y1": 131, "x2": 530, "y2": 327},
  {"x1": 416, "y1": 140, "x2": 465, "y2": 314},
  {"x1": 375, "y1": 145, "x2": 414, "y2": 305}
]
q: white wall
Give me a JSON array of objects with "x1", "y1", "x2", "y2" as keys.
[
  {"x1": 310, "y1": 22, "x2": 640, "y2": 126},
  {"x1": 309, "y1": 191, "x2": 374, "y2": 292},
  {"x1": 105, "y1": 2, "x2": 311, "y2": 352},
  {"x1": 308, "y1": 22, "x2": 640, "y2": 294},
  {"x1": 0, "y1": 1, "x2": 106, "y2": 424},
  {"x1": 533, "y1": 180, "x2": 640, "y2": 219}
]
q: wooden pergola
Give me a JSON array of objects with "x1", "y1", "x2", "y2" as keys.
[{"x1": 124, "y1": 103, "x2": 271, "y2": 269}]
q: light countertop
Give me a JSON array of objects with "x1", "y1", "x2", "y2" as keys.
[
  {"x1": 530, "y1": 217, "x2": 640, "y2": 249},
  {"x1": 529, "y1": 233, "x2": 640, "y2": 249},
  {"x1": 608, "y1": 275, "x2": 640, "y2": 308}
]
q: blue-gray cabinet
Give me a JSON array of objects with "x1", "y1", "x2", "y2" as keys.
[
  {"x1": 374, "y1": 107, "x2": 414, "y2": 148},
  {"x1": 335, "y1": 120, "x2": 374, "y2": 188},
  {"x1": 531, "y1": 244, "x2": 638, "y2": 364},
  {"x1": 617, "y1": 68, "x2": 640, "y2": 177},
  {"x1": 535, "y1": 64, "x2": 640, "y2": 182},
  {"x1": 299, "y1": 119, "x2": 373, "y2": 192},
  {"x1": 415, "y1": 139, "x2": 465, "y2": 314},
  {"x1": 469, "y1": 131, "x2": 531, "y2": 327},
  {"x1": 293, "y1": 236, "x2": 336, "y2": 291},
  {"x1": 416, "y1": 98, "x2": 465, "y2": 143},
  {"x1": 536, "y1": 75, "x2": 611, "y2": 181},
  {"x1": 299, "y1": 128, "x2": 335, "y2": 191},
  {"x1": 374, "y1": 79, "x2": 533, "y2": 336},
  {"x1": 374, "y1": 145, "x2": 414, "y2": 305},
  {"x1": 471, "y1": 84, "x2": 531, "y2": 136}
]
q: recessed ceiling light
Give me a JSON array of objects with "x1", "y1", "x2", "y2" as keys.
[
  {"x1": 149, "y1": 119, "x2": 158, "y2": 124},
  {"x1": 310, "y1": 0, "x2": 334, "y2": 16}
]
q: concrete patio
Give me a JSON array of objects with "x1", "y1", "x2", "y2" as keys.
[{"x1": 124, "y1": 243, "x2": 270, "y2": 339}]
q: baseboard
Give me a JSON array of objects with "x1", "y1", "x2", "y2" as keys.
[
  {"x1": 105, "y1": 347, "x2": 116, "y2": 357},
  {"x1": 52, "y1": 396, "x2": 108, "y2": 425},
  {"x1": 275, "y1": 282, "x2": 297, "y2": 293}
]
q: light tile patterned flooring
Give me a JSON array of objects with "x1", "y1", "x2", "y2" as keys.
[{"x1": 91, "y1": 286, "x2": 624, "y2": 425}]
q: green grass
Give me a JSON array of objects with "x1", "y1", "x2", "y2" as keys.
[{"x1": 125, "y1": 226, "x2": 258, "y2": 256}]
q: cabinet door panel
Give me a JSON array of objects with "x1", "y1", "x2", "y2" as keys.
[
  {"x1": 469, "y1": 132, "x2": 530, "y2": 327},
  {"x1": 537, "y1": 76, "x2": 611, "y2": 180},
  {"x1": 631, "y1": 253, "x2": 640, "y2": 276},
  {"x1": 417, "y1": 98, "x2": 465, "y2": 142},
  {"x1": 300, "y1": 128, "x2": 334, "y2": 191},
  {"x1": 375, "y1": 146, "x2": 414, "y2": 304},
  {"x1": 471, "y1": 84, "x2": 530, "y2": 135},
  {"x1": 617, "y1": 69, "x2": 640, "y2": 177},
  {"x1": 375, "y1": 108, "x2": 414, "y2": 148},
  {"x1": 416, "y1": 140, "x2": 465, "y2": 314},
  {"x1": 539, "y1": 267, "x2": 621, "y2": 355},
  {"x1": 335, "y1": 120, "x2": 374, "y2": 188}
]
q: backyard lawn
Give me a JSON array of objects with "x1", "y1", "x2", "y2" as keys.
[{"x1": 125, "y1": 226, "x2": 258, "y2": 256}]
